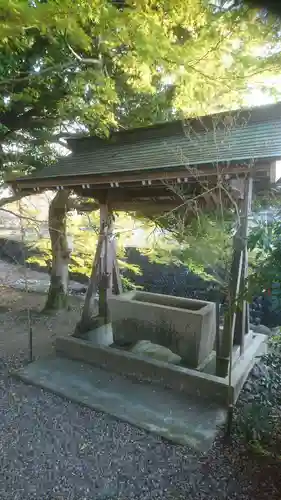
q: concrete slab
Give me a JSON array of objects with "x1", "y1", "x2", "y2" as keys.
[
  {"x1": 13, "y1": 356, "x2": 226, "y2": 452},
  {"x1": 56, "y1": 332, "x2": 267, "y2": 406}
]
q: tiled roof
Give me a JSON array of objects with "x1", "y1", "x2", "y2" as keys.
[{"x1": 16, "y1": 102, "x2": 281, "y2": 182}]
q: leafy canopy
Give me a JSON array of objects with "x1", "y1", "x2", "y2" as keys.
[
  {"x1": 2, "y1": 0, "x2": 281, "y2": 286},
  {"x1": 1, "y1": 0, "x2": 281, "y2": 180}
]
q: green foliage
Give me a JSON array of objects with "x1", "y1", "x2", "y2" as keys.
[
  {"x1": 142, "y1": 213, "x2": 233, "y2": 285},
  {"x1": 237, "y1": 402, "x2": 278, "y2": 444},
  {"x1": 262, "y1": 335, "x2": 281, "y2": 403},
  {"x1": 1, "y1": 0, "x2": 281, "y2": 182},
  {"x1": 26, "y1": 209, "x2": 142, "y2": 288},
  {"x1": 235, "y1": 335, "x2": 281, "y2": 461},
  {"x1": 248, "y1": 215, "x2": 281, "y2": 295}
]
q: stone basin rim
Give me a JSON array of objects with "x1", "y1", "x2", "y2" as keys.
[{"x1": 110, "y1": 291, "x2": 214, "y2": 315}]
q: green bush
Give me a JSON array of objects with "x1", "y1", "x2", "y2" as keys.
[{"x1": 235, "y1": 335, "x2": 281, "y2": 460}]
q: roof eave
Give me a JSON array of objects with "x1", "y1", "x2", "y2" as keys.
[{"x1": 9, "y1": 159, "x2": 275, "y2": 193}]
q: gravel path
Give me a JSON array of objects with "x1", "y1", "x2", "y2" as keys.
[
  {"x1": 0, "y1": 359, "x2": 199, "y2": 500},
  {"x1": 1, "y1": 360, "x2": 281, "y2": 499},
  {"x1": 0, "y1": 258, "x2": 85, "y2": 294},
  {"x1": 0, "y1": 289, "x2": 281, "y2": 499}
]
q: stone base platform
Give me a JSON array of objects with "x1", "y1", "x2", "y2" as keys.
[
  {"x1": 57, "y1": 326, "x2": 266, "y2": 406},
  {"x1": 12, "y1": 325, "x2": 266, "y2": 452}
]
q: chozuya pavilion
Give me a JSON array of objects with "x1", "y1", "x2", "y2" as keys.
[{"x1": 10, "y1": 102, "x2": 281, "y2": 450}]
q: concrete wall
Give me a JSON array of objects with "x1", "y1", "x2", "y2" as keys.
[{"x1": 109, "y1": 291, "x2": 216, "y2": 368}]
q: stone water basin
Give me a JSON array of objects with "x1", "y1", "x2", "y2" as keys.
[{"x1": 109, "y1": 291, "x2": 216, "y2": 368}]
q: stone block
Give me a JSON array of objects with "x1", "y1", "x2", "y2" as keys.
[{"x1": 108, "y1": 291, "x2": 216, "y2": 368}]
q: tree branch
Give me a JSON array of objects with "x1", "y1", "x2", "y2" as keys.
[
  {"x1": 0, "y1": 61, "x2": 76, "y2": 89},
  {"x1": 0, "y1": 47, "x2": 102, "y2": 90},
  {"x1": 0, "y1": 192, "x2": 27, "y2": 208},
  {"x1": 66, "y1": 42, "x2": 101, "y2": 66},
  {"x1": 0, "y1": 206, "x2": 40, "y2": 223}
]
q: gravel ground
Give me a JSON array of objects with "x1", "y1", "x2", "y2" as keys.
[
  {"x1": 0, "y1": 287, "x2": 281, "y2": 499},
  {"x1": 1, "y1": 359, "x2": 281, "y2": 500}
]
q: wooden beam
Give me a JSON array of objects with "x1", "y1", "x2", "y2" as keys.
[
  {"x1": 109, "y1": 201, "x2": 181, "y2": 212},
  {"x1": 12, "y1": 162, "x2": 270, "y2": 192}
]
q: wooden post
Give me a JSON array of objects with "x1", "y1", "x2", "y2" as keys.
[
  {"x1": 80, "y1": 234, "x2": 103, "y2": 320},
  {"x1": 75, "y1": 201, "x2": 114, "y2": 335},
  {"x1": 98, "y1": 204, "x2": 113, "y2": 324},
  {"x1": 239, "y1": 248, "x2": 250, "y2": 355},
  {"x1": 112, "y1": 237, "x2": 123, "y2": 295},
  {"x1": 234, "y1": 175, "x2": 252, "y2": 348},
  {"x1": 216, "y1": 174, "x2": 252, "y2": 377},
  {"x1": 216, "y1": 250, "x2": 243, "y2": 377},
  {"x1": 215, "y1": 300, "x2": 221, "y2": 360},
  {"x1": 74, "y1": 231, "x2": 104, "y2": 336}
]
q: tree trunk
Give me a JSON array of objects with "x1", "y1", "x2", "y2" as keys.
[{"x1": 44, "y1": 189, "x2": 70, "y2": 311}]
